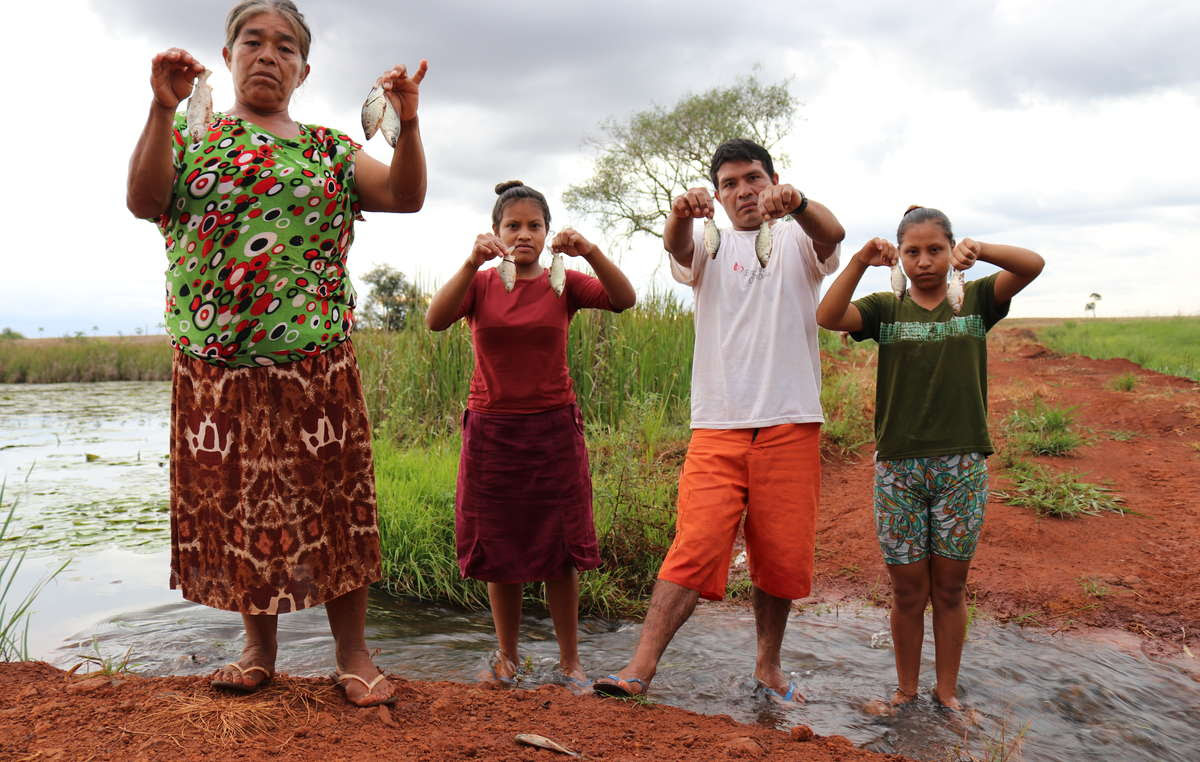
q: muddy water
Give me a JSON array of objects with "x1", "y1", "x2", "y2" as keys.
[{"x1": 4, "y1": 383, "x2": 1198, "y2": 762}]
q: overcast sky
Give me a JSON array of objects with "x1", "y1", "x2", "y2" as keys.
[{"x1": 2, "y1": 0, "x2": 1197, "y2": 337}]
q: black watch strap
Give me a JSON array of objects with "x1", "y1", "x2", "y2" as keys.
[{"x1": 790, "y1": 191, "x2": 809, "y2": 219}]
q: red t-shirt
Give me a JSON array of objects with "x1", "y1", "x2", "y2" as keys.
[{"x1": 454, "y1": 267, "x2": 621, "y2": 414}]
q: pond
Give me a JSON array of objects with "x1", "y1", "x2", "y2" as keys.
[{"x1": 3, "y1": 382, "x2": 1197, "y2": 762}]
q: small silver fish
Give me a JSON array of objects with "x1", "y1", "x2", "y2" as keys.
[
  {"x1": 361, "y1": 85, "x2": 402, "y2": 147},
  {"x1": 549, "y1": 251, "x2": 565, "y2": 296},
  {"x1": 754, "y1": 220, "x2": 772, "y2": 268},
  {"x1": 703, "y1": 218, "x2": 721, "y2": 259},
  {"x1": 186, "y1": 69, "x2": 213, "y2": 143},
  {"x1": 498, "y1": 255, "x2": 517, "y2": 292},
  {"x1": 948, "y1": 268, "x2": 965, "y2": 314},
  {"x1": 514, "y1": 734, "x2": 579, "y2": 757},
  {"x1": 890, "y1": 263, "x2": 907, "y2": 301}
]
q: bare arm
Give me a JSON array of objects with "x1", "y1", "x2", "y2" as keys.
[
  {"x1": 554, "y1": 230, "x2": 636, "y2": 311},
  {"x1": 357, "y1": 62, "x2": 429, "y2": 213},
  {"x1": 127, "y1": 48, "x2": 204, "y2": 218},
  {"x1": 952, "y1": 239, "x2": 1045, "y2": 304},
  {"x1": 816, "y1": 238, "x2": 896, "y2": 332},
  {"x1": 425, "y1": 233, "x2": 507, "y2": 331},
  {"x1": 662, "y1": 187, "x2": 713, "y2": 268}
]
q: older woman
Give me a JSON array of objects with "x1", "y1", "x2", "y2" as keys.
[{"x1": 126, "y1": 0, "x2": 425, "y2": 707}]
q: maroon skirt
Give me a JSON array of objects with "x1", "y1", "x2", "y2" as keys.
[
  {"x1": 456, "y1": 404, "x2": 601, "y2": 583},
  {"x1": 169, "y1": 341, "x2": 381, "y2": 614}
]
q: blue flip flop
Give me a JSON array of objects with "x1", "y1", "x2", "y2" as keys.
[
  {"x1": 755, "y1": 679, "x2": 803, "y2": 703},
  {"x1": 593, "y1": 674, "x2": 647, "y2": 698}
]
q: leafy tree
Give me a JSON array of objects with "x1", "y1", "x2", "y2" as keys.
[
  {"x1": 0, "y1": 327, "x2": 24, "y2": 340},
  {"x1": 564, "y1": 73, "x2": 798, "y2": 240},
  {"x1": 1086, "y1": 292, "x2": 1102, "y2": 318},
  {"x1": 360, "y1": 264, "x2": 428, "y2": 331}
]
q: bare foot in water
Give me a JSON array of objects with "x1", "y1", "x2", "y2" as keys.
[
  {"x1": 931, "y1": 687, "x2": 963, "y2": 711},
  {"x1": 891, "y1": 688, "x2": 919, "y2": 707}
]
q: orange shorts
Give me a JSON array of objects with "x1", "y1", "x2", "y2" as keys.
[{"x1": 658, "y1": 423, "x2": 820, "y2": 601}]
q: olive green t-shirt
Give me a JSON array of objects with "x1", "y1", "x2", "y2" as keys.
[{"x1": 850, "y1": 273, "x2": 1008, "y2": 460}]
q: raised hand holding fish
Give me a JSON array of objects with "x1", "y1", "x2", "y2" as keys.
[
  {"x1": 361, "y1": 61, "x2": 428, "y2": 147},
  {"x1": 149, "y1": 47, "x2": 205, "y2": 112},
  {"x1": 949, "y1": 237, "x2": 980, "y2": 314}
]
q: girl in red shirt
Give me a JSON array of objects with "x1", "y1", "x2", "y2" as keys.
[{"x1": 425, "y1": 181, "x2": 636, "y2": 689}]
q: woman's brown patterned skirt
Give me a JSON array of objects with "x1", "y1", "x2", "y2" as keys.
[{"x1": 169, "y1": 341, "x2": 381, "y2": 614}]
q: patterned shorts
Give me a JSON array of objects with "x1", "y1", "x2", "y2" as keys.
[{"x1": 873, "y1": 453, "x2": 988, "y2": 565}]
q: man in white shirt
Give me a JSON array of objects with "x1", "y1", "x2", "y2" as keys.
[{"x1": 595, "y1": 139, "x2": 843, "y2": 702}]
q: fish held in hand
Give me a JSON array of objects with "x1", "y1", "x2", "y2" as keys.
[
  {"x1": 890, "y1": 263, "x2": 907, "y2": 301},
  {"x1": 754, "y1": 220, "x2": 772, "y2": 268},
  {"x1": 549, "y1": 251, "x2": 565, "y2": 296},
  {"x1": 361, "y1": 85, "x2": 402, "y2": 147},
  {"x1": 948, "y1": 268, "x2": 965, "y2": 314},
  {"x1": 498, "y1": 255, "x2": 517, "y2": 293},
  {"x1": 703, "y1": 218, "x2": 721, "y2": 259},
  {"x1": 186, "y1": 69, "x2": 213, "y2": 143}
]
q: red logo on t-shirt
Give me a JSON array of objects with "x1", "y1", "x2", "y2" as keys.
[{"x1": 733, "y1": 262, "x2": 744, "y2": 272}]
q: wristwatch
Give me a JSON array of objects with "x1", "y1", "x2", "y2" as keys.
[{"x1": 790, "y1": 191, "x2": 809, "y2": 220}]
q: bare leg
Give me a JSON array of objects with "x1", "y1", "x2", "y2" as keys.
[
  {"x1": 212, "y1": 612, "x2": 277, "y2": 689},
  {"x1": 886, "y1": 558, "x2": 931, "y2": 705},
  {"x1": 930, "y1": 555, "x2": 972, "y2": 710},
  {"x1": 597, "y1": 579, "x2": 700, "y2": 693},
  {"x1": 752, "y1": 586, "x2": 800, "y2": 700},
  {"x1": 545, "y1": 568, "x2": 585, "y2": 681},
  {"x1": 486, "y1": 581, "x2": 522, "y2": 682},
  {"x1": 325, "y1": 585, "x2": 393, "y2": 705}
]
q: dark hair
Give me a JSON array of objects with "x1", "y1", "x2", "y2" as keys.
[
  {"x1": 709, "y1": 139, "x2": 776, "y2": 188},
  {"x1": 225, "y1": 0, "x2": 312, "y2": 62},
  {"x1": 491, "y1": 180, "x2": 551, "y2": 229},
  {"x1": 897, "y1": 205, "x2": 955, "y2": 246}
]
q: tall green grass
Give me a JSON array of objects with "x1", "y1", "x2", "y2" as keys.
[
  {"x1": 372, "y1": 427, "x2": 679, "y2": 618},
  {"x1": 0, "y1": 337, "x2": 171, "y2": 383},
  {"x1": 1037, "y1": 317, "x2": 1200, "y2": 381}
]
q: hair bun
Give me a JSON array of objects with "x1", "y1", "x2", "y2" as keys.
[
  {"x1": 495, "y1": 180, "x2": 525, "y2": 195},
  {"x1": 904, "y1": 204, "x2": 924, "y2": 215}
]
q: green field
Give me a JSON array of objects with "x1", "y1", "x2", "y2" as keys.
[{"x1": 1034, "y1": 317, "x2": 1200, "y2": 381}]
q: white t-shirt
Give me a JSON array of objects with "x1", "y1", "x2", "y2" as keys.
[{"x1": 670, "y1": 217, "x2": 840, "y2": 429}]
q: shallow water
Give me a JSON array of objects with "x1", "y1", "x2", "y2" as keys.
[{"x1": 4, "y1": 382, "x2": 1199, "y2": 762}]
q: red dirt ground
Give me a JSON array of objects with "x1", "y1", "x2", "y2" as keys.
[
  {"x1": 3, "y1": 324, "x2": 1195, "y2": 760},
  {"x1": 813, "y1": 323, "x2": 1200, "y2": 658},
  {"x1": 0, "y1": 662, "x2": 909, "y2": 761}
]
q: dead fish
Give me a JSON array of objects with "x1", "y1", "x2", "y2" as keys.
[
  {"x1": 361, "y1": 85, "x2": 402, "y2": 147},
  {"x1": 498, "y1": 255, "x2": 517, "y2": 293},
  {"x1": 186, "y1": 69, "x2": 213, "y2": 143},
  {"x1": 890, "y1": 263, "x2": 907, "y2": 301},
  {"x1": 948, "y1": 268, "x2": 965, "y2": 314},
  {"x1": 549, "y1": 251, "x2": 565, "y2": 296},
  {"x1": 703, "y1": 217, "x2": 721, "y2": 259},
  {"x1": 514, "y1": 734, "x2": 579, "y2": 757},
  {"x1": 754, "y1": 220, "x2": 772, "y2": 268}
]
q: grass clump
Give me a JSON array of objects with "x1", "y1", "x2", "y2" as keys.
[
  {"x1": 1, "y1": 483, "x2": 68, "y2": 661},
  {"x1": 819, "y1": 334, "x2": 876, "y2": 458},
  {"x1": 1107, "y1": 372, "x2": 1137, "y2": 392},
  {"x1": 993, "y1": 461, "x2": 1127, "y2": 519},
  {"x1": 1079, "y1": 577, "x2": 1110, "y2": 598},
  {"x1": 1037, "y1": 317, "x2": 1200, "y2": 381},
  {"x1": 1003, "y1": 398, "x2": 1084, "y2": 456}
]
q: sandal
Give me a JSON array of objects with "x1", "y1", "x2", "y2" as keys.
[
  {"x1": 210, "y1": 662, "x2": 273, "y2": 693},
  {"x1": 333, "y1": 668, "x2": 397, "y2": 707},
  {"x1": 593, "y1": 674, "x2": 648, "y2": 698},
  {"x1": 481, "y1": 649, "x2": 517, "y2": 686}
]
